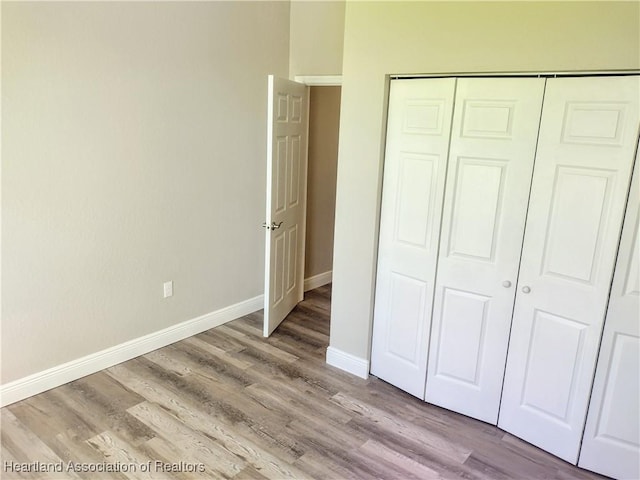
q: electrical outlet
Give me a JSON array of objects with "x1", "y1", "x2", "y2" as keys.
[{"x1": 163, "y1": 281, "x2": 173, "y2": 298}]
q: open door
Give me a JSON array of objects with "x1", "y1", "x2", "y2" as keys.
[{"x1": 263, "y1": 75, "x2": 309, "y2": 337}]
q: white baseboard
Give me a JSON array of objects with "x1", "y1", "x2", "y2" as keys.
[
  {"x1": 0, "y1": 295, "x2": 264, "y2": 407},
  {"x1": 326, "y1": 346, "x2": 369, "y2": 379},
  {"x1": 304, "y1": 271, "x2": 332, "y2": 292}
]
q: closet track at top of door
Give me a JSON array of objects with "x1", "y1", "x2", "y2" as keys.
[{"x1": 390, "y1": 70, "x2": 640, "y2": 80}]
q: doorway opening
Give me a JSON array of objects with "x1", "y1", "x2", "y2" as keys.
[
  {"x1": 269, "y1": 83, "x2": 341, "y2": 338},
  {"x1": 303, "y1": 85, "x2": 341, "y2": 294}
]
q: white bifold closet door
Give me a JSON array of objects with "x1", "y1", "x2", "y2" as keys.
[
  {"x1": 370, "y1": 78, "x2": 456, "y2": 398},
  {"x1": 579, "y1": 156, "x2": 639, "y2": 480},
  {"x1": 424, "y1": 78, "x2": 545, "y2": 423},
  {"x1": 498, "y1": 76, "x2": 640, "y2": 463}
]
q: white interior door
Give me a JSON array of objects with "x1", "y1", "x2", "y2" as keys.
[
  {"x1": 425, "y1": 78, "x2": 545, "y2": 423},
  {"x1": 370, "y1": 78, "x2": 456, "y2": 398},
  {"x1": 498, "y1": 76, "x2": 640, "y2": 463},
  {"x1": 264, "y1": 75, "x2": 308, "y2": 337},
  {"x1": 579, "y1": 155, "x2": 639, "y2": 480}
]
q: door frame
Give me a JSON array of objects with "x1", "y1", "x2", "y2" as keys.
[
  {"x1": 294, "y1": 74, "x2": 342, "y2": 294},
  {"x1": 294, "y1": 75, "x2": 342, "y2": 86}
]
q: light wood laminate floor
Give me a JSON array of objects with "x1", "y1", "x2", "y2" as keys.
[{"x1": 1, "y1": 285, "x2": 605, "y2": 479}]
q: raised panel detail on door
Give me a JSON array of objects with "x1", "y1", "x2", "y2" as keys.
[
  {"x1": 286, "y1": 225, "x2": 298, "y2": 294},
  {"x1": 461, "y1": 100, "x2": 515, "y2": 138},
  {"x1": 623, "y1": 214, "x2": 640, "y2": 296},
  {"x1": 520, "y1": 310, "x2": 587, "y2": 422},
  {"x1": 395, "y1": 153, "x2": 437, "y2": 248},
  {"x1": 448, "y1": 158, "x2": 506, "y2": 261},
  {"x1": 541, "y1": 167, "x2": 615, "y2": 283},
  {"x1": 425, "y1": 77, "x2": 545, "y2": 423},
  {"x1": 403, "y1": 100, "x2": 445, "y2": 134},
  {"x1": 499, "y1": 76, "x2": 640, "y2": 464},
  {"x1": 386, "y1": 273, "x2": 428, "y2": 364},
  {"x1": 592, "y1": 334, "x2": 639, "y2": 444},
  {"x1": 276, "y1": 94, "x2": 288, "y2": 122},
  {"x1": 289, "y1": 136, "x2": 301, "y2": 207},
  {"x1": 579, "y1": 157, "x2": 640, "y2": 479},
  {"x1": 290, "y1": 95, "x2": 302, "y2": 123},
  {"x1": 434, "y1": 288, "x2": 490, "y2": 385},
  {"x1": 561, "y1": 102, "x2": 627, "y2": 146},
  {"x1": 273, "y1": 232, "x2": 286, "y2": 304},
  {"x1": 371, "y1": 78, "x2": 456, "y2": 399},
  {"x1": 275, "y1": 137, "x2": 287, "y2": 214}
]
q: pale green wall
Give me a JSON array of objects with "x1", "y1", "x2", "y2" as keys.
[
  {"x1": 2, "y1": 2, "x2": 290, "y2": 383},
  {"x1": 289, "y1": 0, "x2": 345, "y2": 77},
  {"x1": 330, "y1": 1, "x2": 640, "y2": 361}
]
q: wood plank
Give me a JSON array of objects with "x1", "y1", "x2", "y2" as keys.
[
  {"x1": 159, "y1": 343, "x2": 255, "y2": 391},
  {"x1": 51, "y1": 431, "x2": 131, "y2": 480},
  {"x1": 357, "y1": 439, "x2": 445, "y2": 480},
  {"x1": 1, "y1": 410, "x2": 79, "y2": 479},
  {"x1": 244, "y1": 380, "x2": 352, "y2": 425},
  {"x1": 1, "y1": 444, "x2": 39, "y2": 480},
  {"x1": 180, "y1": 336, "x2": 254, "y2": 370},
  {"x1": 231, "y1": 465, "x2": 270, "y2": 480},
  {"x1": 107, "y1": 364, "x2": 304, "y2": 469},
  {"x1": 127, "y1": 402, "x2": 243, "y2": 478},
  {"x1": 53, "y1": 382, "x2": 155, "y2": 447},
  {"x1": 215, "y1": 325, "x2": 299, "y2": 363},
  {"x1": 85, "y1": 431, "x2": 171, "y2": 480},
  {"x1": 293, "y1": 450, "x2": 361, "y2": 480},
  {"x1": 128, "y1": 402, "x2": 309, "y2": 479},
  {"x1": 276, "y1": 421, "x2": 382, "y2": 479},
  {"x1": 137, "y1": 437, "x2": 219, "y2": 480},
  {"x1": 331, "y1": 391, "x2": 472, "y2": 464}
]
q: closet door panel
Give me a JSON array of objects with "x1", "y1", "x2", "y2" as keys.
[
  {"x1": 498, "y1": 76, "x2": 640, "y2": 463},
  {"x1": 579, "y1": 158, "x2": 639, "y2": 480},
  {"x1": 370, "y1": 78, "x2": 456, "y2": 398},
  {"x1": 425, "y1": 78, "x2": 545, "y2": 423}
]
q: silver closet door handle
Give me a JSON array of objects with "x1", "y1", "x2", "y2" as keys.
[
  {"x1": 502, "y1": 280, "x2": 512, "y2": 288},
  {"x1": 522, "y1": 286, "x2": 531, "y2": 294}
]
